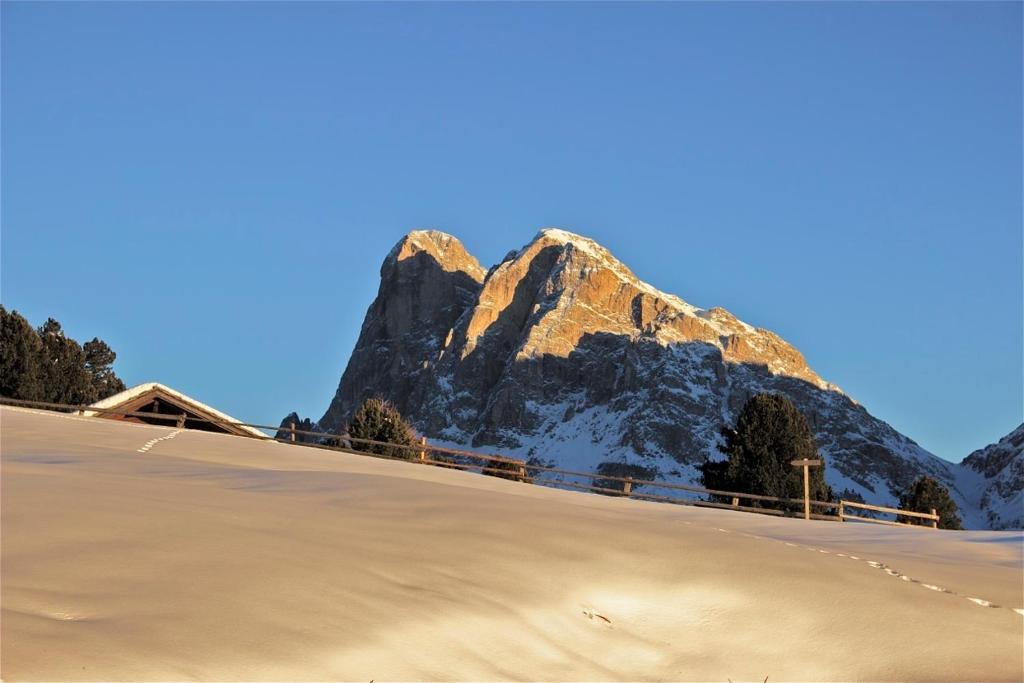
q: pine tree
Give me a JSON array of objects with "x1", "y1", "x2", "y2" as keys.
[
  {"x1": 83, "y1": 338, "x2": 126, "y2": 401},
  {"x1": 347, "y1": 398, "x2": 417, "y2": 459},
  {"x1": 1, "y1": 309, "x2": 126, "y2": 406},
  {"x1": 38, "y1": 319, "x2": 92, "y2": 405},
  {"x1": 0, "y1": 306, "x2": 45, "y2": 400},
  {"x1": 897, "y1": 476, "x2": 962, "y2": 530},
  {"x1": 700, "y1": 393, "x2": 832, "y2": 510}
]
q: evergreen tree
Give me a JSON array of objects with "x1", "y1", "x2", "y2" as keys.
[
  {"x1": 0, "y1": 308, "x2": 126, "y2": 406},
  {"x1": 347, "y1": 397, "x2": 417, "y2": 459},
  {"x1": 700, "y1": 393, "x2": 832, "y2": 510},
  {"x1": 38, "y1": 319, "x2": 92, "y2": 405},
  {"x1": 83, "y1": 338, "x2": 126, "y2": 401},
  {"x1": 897, "y1": 476, "x2": 962, "y2": 530},
  {"x1": 0, "y1": 306, "x2": 44, "y2": 400}
]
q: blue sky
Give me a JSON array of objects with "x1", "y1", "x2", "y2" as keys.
[{"x1": 2, "y1": 2, "x2": 1020, "y2": 461}]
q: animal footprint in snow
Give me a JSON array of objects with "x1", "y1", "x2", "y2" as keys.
[{"x1": 581, "y1": 608, "x2": 612, "y2": 625}]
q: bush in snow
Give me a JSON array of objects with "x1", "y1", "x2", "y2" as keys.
[{"x1": 347, "y1": 398, "x2": 417, "y2": 459}]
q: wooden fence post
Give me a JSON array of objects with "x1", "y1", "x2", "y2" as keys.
[
  {"x1": 517, "y1": 464, "x2": 527, "y2": 482},
  {"x1": 838, "y1": 500, "x2": 845, "y2": 522},
  {"x1": 790, "y1": 459, "x2": 822, "y2": 521},
  {"x1": 176, "y1": 413, "x2": 186, "y2": 428},
  {"x1": 803, "y1": 467, "x2": 810, "y2": 519},
  {"x1": 930, "y1": 508, "x2": 938, "y2": 529},
  {"x1": 731, "y1": 496, "x2": 739, "y2": 508},
  {"x1": 289, "y1": 421, "x2": 296, "y2": 442},
  {"x1": 623, "y1": 477, "x2": 633, "y2": 497},
  {"x1": 419, "y1": 436, "x2": 427, "y2": 462}
]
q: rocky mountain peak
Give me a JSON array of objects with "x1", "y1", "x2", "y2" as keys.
[
  {"x1": 459, "y1": 229, "x2": 832, "y2": 391},
  {"x1": 316, "y1": 227, "x2": 1014, "y2": 528},
  {"x1": 963, "y1": 424, "x2": 1024, "y2": 477},
  {"x1": 530, "y1": 227, "x2": 622, "y2": 261},
  {"x1": 387, "y1": 230, "x2": 486, "y2": 280},
  {"x1": 318, "y1": 231, "x2": 485, "y2": 432}
]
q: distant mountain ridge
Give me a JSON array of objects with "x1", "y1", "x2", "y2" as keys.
[
  {"x1": 959, "y1": 424, "x2": 1023, "y2": 530},
  {"x1": 313, "y1": 228, "x2": 1020, "y2": 529}
]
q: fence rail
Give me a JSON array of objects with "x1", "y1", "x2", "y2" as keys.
[
  {"x1": 838, "y1": 499, "x2": 939, "y2": 528},
  {"x1": 0, "y1": 396, "x2": 939, "y2": 528}
]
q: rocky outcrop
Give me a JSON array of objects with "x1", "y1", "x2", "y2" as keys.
[
  {"x1": 319, "y1": 228, "x2": 1014, "y2": 528},
  {"x1": 319, "y1": 231, "x2": 485, "y2": 432},
  {"x1": 958, "y1": 424, "x2": 1024, "y2": 530},
  {"x1": 275, "y1": 412, "x2": 319, "y2": 443}
]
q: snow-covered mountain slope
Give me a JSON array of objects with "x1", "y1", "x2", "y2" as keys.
[
  {"x1": 319, "y1": 228, "x2": 1013, "y2": 529},
  {"x1": 955, "y1": 424, "x2": 1024, "y2": 530}
]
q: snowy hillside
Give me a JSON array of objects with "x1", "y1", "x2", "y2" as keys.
[
  {"x1": 2, "y1": 406, "x2": 1021, "y2": 681},
  {"x1": 957, "y1": 424, "x2": 1024, "y2": 529}
]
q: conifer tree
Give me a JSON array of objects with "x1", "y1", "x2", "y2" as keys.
[
  {"x1": 1, "y1": 309, "x2": 126, "y2": 406},
  {"x1": 38, "y1": 319, "x2": 92, "y2": 405},
  {"x1": 897, "y1": 475, "x2": 962, "y2": 530},
  {"x1": 700, "y1": 393, "x2": 832, "y2": 509},
  {"x1": 83, "y1": 338, "x2": 126, "y2": 400},
  {"x1": 0, "y1": 306, "x2": 44, "y2": 400},
  {"x1": 347, "y1": 397, "x2": 417, "y2": 459}
]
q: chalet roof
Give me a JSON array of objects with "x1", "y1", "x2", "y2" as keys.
[{"x1": 86, "y1": 382, "x2": 268, "y2": 439}]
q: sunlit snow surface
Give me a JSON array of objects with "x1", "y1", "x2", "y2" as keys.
[{"x1": 2, "y1": 406, "x2": 1020, "y2": 682}]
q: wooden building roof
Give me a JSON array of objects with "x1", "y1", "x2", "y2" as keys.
[{"x1": 85, "y1": 383, "x2": 268, "y2": 439}]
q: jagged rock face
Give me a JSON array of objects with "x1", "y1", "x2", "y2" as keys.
[
  {"x1": 320, "y1": 228, "x2": 1014, "y2": 528},
  {"x1": 319, "y1": 231, "x2": 485, "y2": 432},
  {"x1": 960, "y1": 425, "x2": 1024, "y2": 530},
  {"x1": 275, "y1": 412, "x2": 318, "y2": 443}
]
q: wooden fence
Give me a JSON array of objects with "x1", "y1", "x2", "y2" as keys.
[
  {"x1": 839, "y1": 499, "x2": 939, "y2": 529},
  {"x1": 0, "y1": 396, "x2": 939, "y2": 529}
]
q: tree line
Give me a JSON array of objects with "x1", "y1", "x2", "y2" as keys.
[{"x1": 0, "y1": 306, "x2": 126, "y2": 406}]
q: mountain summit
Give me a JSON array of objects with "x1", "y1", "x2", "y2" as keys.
[
  {"x1": 319, "y1": 229, "x2": 1012, "y2": 528},
  {"x1": 318, "y1": 230, "x2": 485, "y2": 432}
]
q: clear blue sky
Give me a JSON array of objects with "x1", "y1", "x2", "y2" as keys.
[{"x1": 2, "y1": 2, "x2": 1020, "y2": 462}]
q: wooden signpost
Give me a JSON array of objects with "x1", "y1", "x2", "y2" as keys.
[{"x1": 790, "y1": 458, "x2": 822, "y2": 520}]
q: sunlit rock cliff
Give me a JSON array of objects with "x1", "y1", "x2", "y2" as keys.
[{"x1": 318, "y1": 228, "x2": 1015, "y2": 529}]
